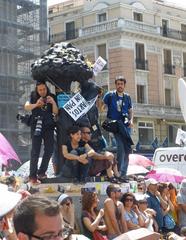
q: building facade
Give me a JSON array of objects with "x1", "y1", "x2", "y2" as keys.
[
  {"x1": 48, "y1": 0, "x2": 186, "y2": 149},
  {"x1": 0, "y1": 0, "x2": 47, "y2": 164}
]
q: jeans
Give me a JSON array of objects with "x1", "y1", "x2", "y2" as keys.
[
  {"x1": 114, "y1": 121, "x2": 132, "y2": 177},
  {"x1": 30, "y1": 128, "x2": 54, "y2": 178},
  {"x1": 61, "y1": 149, "x2": 90, "y2": 181}
]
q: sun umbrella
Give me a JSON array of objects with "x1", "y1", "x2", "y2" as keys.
[
  {"x1": 0, "y1": 133, "x2": 21, "y2": 166},
  {"x1": 127, "y1": 165, "x2": 149, "y2": 176},
  {"x1": 146, "y1": 167, "x2": 185, "y2": 183},
  {"x1": 16, "y1": 158, "x2": 54, "y2": 177},
  {"x1": 129, "y1": 154, "x2": 155, "y2": 168}
]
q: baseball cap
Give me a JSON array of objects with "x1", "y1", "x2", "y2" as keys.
[{"x1": 145, "y1": 178, "x2": 158, "y2": 188}]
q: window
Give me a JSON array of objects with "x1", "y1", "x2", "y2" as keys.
[
  {"x1": 97, "y1": 44, "x2": 107, "y2": 69},
  {"x1": 165, "y1": 89, "x2": 171, "y2": 106},
  {"x1": 181, "y1": 24, "x2": 186, "y2": 41},
  {"x1": 135, "y1": 43, "x2": 148, "y2": 70},
  {"x1": 137, "y1": 85, "x2": 146, "y2": 103},
  {"x1": 133, "y1": 12, "x2": 143, "y2": 22},
  {"x1": 98, "y1": 13, "x2": 106, "y2": 23},
  {"x1": 163, "y1": 49, "x2": 175, "y2": 74},
  {"x1": 162, "y1": 19, "x2": 168, "y2": 37},
  {"x1": 138, "y1": 122, "x2": 154, "y2": 145},
  {"x1": 65, "y1": 21, "x2": 75, "y2": 40}
]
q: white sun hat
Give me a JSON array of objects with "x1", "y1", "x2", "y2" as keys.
[{"x1": 0, "y1": 186, "x2": 22, "y2": 217}]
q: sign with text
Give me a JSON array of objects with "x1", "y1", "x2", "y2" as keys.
[
  {"x1": 93, "y1": 56, "x2": 107, "y2": 76},
  {"x1": 63, "y1": 92, "x2": 90, "y2": 121}
]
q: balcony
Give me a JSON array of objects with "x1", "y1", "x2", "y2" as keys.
[
  {"x1": 164, "y1": 64, "x2": 175, "y2": 75},
  {"x1": 50, "y1": 28, "x2": 79, "y2": 43},
  {"x1": 133, "y1": 103, "x2": 183, "y2": 121},
  {"x1": 160, "y1": 27, "x2": 186, "y2": 42},
  {"x1": 135, "y1": 59, "x2": 148, "y2": 71}
]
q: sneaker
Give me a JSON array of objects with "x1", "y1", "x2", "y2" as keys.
[
  {"x1": 118, "y1": 176, "x2": 129, "y2": 183},
  {"x1": 108, "y1": 177, "x2": 120, "y2": 184}
]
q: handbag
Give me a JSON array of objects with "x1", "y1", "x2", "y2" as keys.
[
  {"x1": 163, "y1": 213, "x2": 176, "y2": 230},
  {"x1": 102, "y1": 119, "x2": 118, "y2": 133},
  {"x1": 93, "y1": 231, "x2": 108, "y2": 240}
]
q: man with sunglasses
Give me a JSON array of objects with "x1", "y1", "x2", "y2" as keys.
[
  {"x1": 80, "y1": 126, "x2": 120, "y2": 183},
  {"x1": 104, "y1": 184, "x2": 127, "y2": 239},
  {"x1": 13, "y1": 196, "x2": 64, "y2": 240}
]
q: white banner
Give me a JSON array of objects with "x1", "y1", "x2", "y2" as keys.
[
  {"x1": 63, "y1": 92, "x2": 97, "y2": 121},
  {"x1": 93, "y1": 56, "x2": 107, "y2": 76}
]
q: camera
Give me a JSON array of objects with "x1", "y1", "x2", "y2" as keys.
[
  {"x1": 122, "y1": 113, "x2": 129, "y2": 126},
  {"x1": 34, "y1": 116, "x2": 43, "y2": 136},
  {"x1": 42, "y1": 97, "x2": 47, "y2": 104},
  {"x1": 16, "y1": 114, "x2": 32, "y2": 126}
]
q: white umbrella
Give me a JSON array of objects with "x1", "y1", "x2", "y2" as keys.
[{"x1": 16, "y1": 158, "x2": 54, "y2": 177}]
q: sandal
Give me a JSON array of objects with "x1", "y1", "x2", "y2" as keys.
[{"x1": 108, "y1": 177, "x2": 120, "y2": 184}]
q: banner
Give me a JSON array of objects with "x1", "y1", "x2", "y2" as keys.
[
  {"x1": 93, "y1": 56, "x2": 107, "y2": 76},
  {"x1": 63, "y1": 92, "x2": 97, "y2": 121}
]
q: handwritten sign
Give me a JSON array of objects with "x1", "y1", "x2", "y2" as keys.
[
  {"x1": 63, "y1": 92, "x2": 90, "y2": 121},
  {"x1": 93, "y1": 56, "x2": 107, "y2": 76}
]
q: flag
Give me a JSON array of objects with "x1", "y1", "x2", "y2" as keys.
[
  {"x1": 135, "y1": 141, "x2": 142, "y2": 151},
  {"x1": 151, "y1": 137, "x2": 159, "y2": 149},
  {"x1": 161, "y1": 137, "x2": 168, "y2": 147}
]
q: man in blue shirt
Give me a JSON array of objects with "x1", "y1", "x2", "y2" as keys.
[
  {"x1": 145, "y1": 178, "x2": 167, "y2": 232},
  {"x1": 103, "y1": 76, "x2": 133, "y2": 182}
]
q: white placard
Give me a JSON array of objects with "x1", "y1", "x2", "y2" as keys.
[
  {"x1": 93, "y1": 56, "x2": 107, "y2": 76},
  {"x1": 63, "y1": 92, "x2": 89, "y2": 121},
  {"x1": 175, "y1": 128, "x2": 186, "y2": 146}
]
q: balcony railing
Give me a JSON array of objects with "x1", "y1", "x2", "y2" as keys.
[
  {"x1": 135, "y1": 59, "x2": 148, "y2": 71},
  {"x1": 49, "y1": 19, "x2": 186, "y2": 43},
  {"x1": 164, "y1": 64, "x2": 175, "y2": 75},
  {"x1": 160, "y1": 27, "x2": 186, "y2": 42},
  {"x1": 50, "y1": 28, "x2": 79, "y2": 43}
]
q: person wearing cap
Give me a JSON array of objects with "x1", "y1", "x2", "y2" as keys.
[
  {"x1": 145, "y1": 178, "x2": 168, "y2": 232},
  {"x1": 0, "y1": 184, "x2": 22, "y2": 240},
  {"x1": 13, "y1": 196, "x2": 63, "y2": 240},
  {"x1": 136, "y1": 193, "x2": 158, "y2": 232},
  {"x1": 57, "y1": 193, "x2": 79, "y2": 236},
  {"x1": 177, "y1": 179, "x2": 186, "y2": 229},
  {"x1": 24, "y1": 82, "x2": 58, "y2": 185},
  {"x1": 102, "y1": 76, "x2": 133, "y2": 182},
  {"x1": 104, "y1": 184, "x2": 127, "y2": 239}
]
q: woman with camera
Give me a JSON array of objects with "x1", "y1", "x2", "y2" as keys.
[{"x1": 24, "y1": 81, "x2": 58, "y2": 184}]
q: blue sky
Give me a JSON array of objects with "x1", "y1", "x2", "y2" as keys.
[{"x1": 48, "y1": 0, "x2": 186, "y2": 8}]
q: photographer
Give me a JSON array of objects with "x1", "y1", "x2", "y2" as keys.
[
  {"x1": 25, "y1": 81, "x2": 58, "y2": 184},
  {"x1": 103, "y1": 76, "x2": 133, "y2": 183}
]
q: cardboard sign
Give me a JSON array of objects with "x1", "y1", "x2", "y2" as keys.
[
  {"x1": 93, "y1": 56, "x2": 107, "y2": 76},
  {"x1": 63, "y1": 92, "x2": 94, "y2": 121}
]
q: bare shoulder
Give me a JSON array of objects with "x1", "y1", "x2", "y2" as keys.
[{"x1": 104, "y1": 198, "x2": 114, "y2": 207}]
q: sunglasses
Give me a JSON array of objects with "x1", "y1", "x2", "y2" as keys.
[
  {"x1": 138, "y1": 187, "x2": 143, "y2": 190},
  {"x1": 125, "y1": 198, "x2": 134, "y2": 202},
  {"x1": 139, "y1": 201, "x2": 148, "y2": 204},
  {"x1": 82, "y1": 132, "x2": 91, "y2": 135},
  {"x1": 113, "y1": 189, "x2": 121, "y2": 193}
]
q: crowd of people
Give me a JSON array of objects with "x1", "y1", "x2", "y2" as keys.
[{"x1": 1, "y1": 177, "x2": 186, "y2": 240}]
